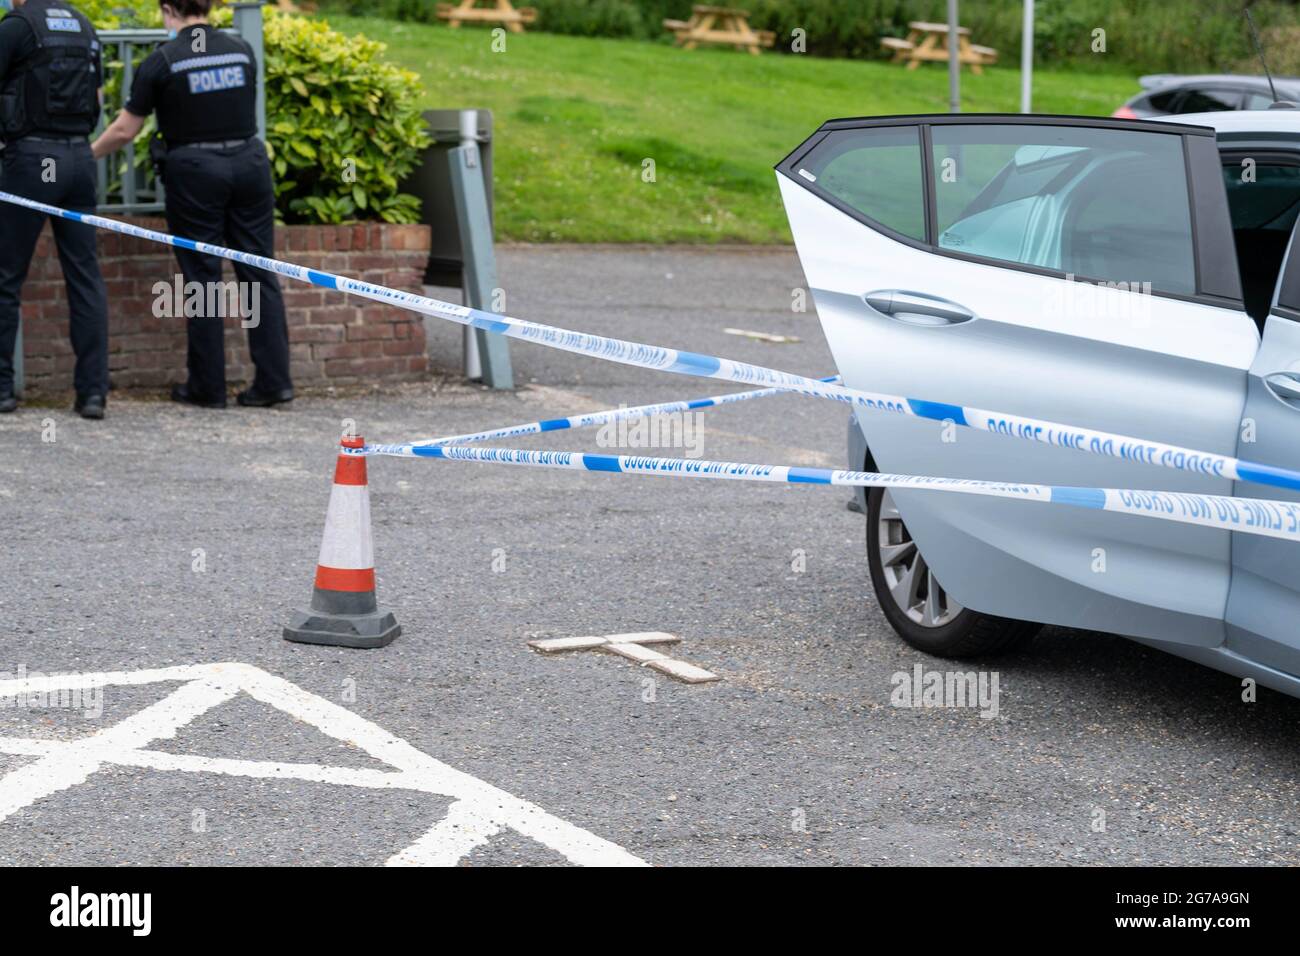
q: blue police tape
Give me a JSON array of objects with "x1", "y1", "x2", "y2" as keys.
[
  {"x1": 4, "y1": 189, "x2": 1297, "y2": 493},
  {"x1": 358, "y1": 444, "x2": 1300, "y2": 545},
  {"x1": 379, "y1": 375, "x2": 842, "y2": 452}
]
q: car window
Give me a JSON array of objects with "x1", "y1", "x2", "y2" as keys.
[
  {"x1": 1221, "y1": 163, "x2": 1300, "y2": 231},
  {"x1": 1244, "y1": 92, "x2": 1276, "y2": 110},
  {"x1": 930, "y1": 124, "x2": 1196, "y2": 295},
  {"x1": 1146, "y1": 89, "x2": 1182, "y2": 112},
  {"x1": 1177, "y1": 88, "x2": 1240, "y2": 112},
  {"x1": 792, "y1": 126, "x2": 926, "y2": 241}
]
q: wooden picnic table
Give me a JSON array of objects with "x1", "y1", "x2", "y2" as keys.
[
  {"x1": 664, "y1": 5, "x2": 775, "y2": 55},
  {"x1": 437, "y1": 0, "x2": 538, "y2": 34},
  {"x1": 881, "y1": 20, "x2": 997, "y2": 75}
]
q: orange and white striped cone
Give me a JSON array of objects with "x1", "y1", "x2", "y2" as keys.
[{"x1": 283, "y1": 435, "x2": 401, "y2": 648}]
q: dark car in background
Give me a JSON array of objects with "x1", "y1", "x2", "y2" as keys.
[{"x1": 1113, "y1": 74, "x2": 1300, "y2": 118}]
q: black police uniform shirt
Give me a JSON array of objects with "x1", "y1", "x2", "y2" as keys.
[
  {"x1": 0, "y1": 3, "x2": 103, "y2": 138},
  {"x1": 125, "y1": 24, "x2": 256, "y2": 146}
]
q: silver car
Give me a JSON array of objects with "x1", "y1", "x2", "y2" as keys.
[
  {"x1": 1113, "y1": 74, "x2": 1300, "y2": 118},
  {"x1": 778, "y1": 111, "x2": 1300, "y2": 696}
]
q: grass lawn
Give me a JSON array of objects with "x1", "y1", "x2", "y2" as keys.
[{"x1": 324, "y1": 15, "x2": 1141, "y2": 243}]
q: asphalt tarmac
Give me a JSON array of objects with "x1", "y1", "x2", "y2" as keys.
[{"x1": 1, "y1": 245, "x2": 1296, "y2": 866}]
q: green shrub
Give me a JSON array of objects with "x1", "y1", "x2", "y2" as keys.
[
  {"x1": 77, "y1": 0, "x2": 162, "y2": 28},
  {"x1": 263, "y1": 12, "x2": 429, "y2": 223},
  {"x1": 80, "y1": 3, "x2": 428, "y2": 224}
]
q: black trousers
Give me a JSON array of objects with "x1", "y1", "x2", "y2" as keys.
[
  {"x1": 163, "y1": 139, "x2": 291, "y2": 398},
  {"x1": 0, "y1": 137, "x2": 109, "y2": 399}
]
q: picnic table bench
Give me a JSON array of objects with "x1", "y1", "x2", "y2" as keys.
[
  {"x1": 664, "y1": 5, "x2": 775, "y2": 55},
  {"x1": 881, "y1": 20, "x2": 997, "y2": 74},
  {"x1": 437, "y1": 0, "x2": 538, "y2": 33}
]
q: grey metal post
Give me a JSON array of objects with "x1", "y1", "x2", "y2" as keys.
[
  {"x1": 947, "y1": 0, "x2": 960, "y2": 113},
  {"x1": 1021, "y1": 0, "x2": 1035, "y2": 114},
  {"x1": 459, "y1": 110, "x2": 482, "y2": 380},
  {"x1": 121, "y1": 38, "x2": 136, "y2": 209},
  {"x1": 230, "y1": 1, "x2": 267, "y2": 142},
  {"x1": 449, "y1": 110, "x2": 513, "y2": 389}
]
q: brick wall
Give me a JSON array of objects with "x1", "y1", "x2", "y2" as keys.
[{"x1": 19, "y1": 219, "x2": 431, "y2": 393}]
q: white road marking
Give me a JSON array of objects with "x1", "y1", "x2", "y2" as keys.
[
  {"x1": 387, "y1": 799, "x2": 503, "y2": 866},
  {"x1": 0, "y1": 675, "x2": 237, "y2": 823},
  {"x1": 0, "y1": 663, "x2": 645, "y2": 867},
  {"x1": 529, "y1": 632, "x2": 721, "y2": 684}
]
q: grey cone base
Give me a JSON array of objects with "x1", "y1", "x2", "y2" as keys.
[{"x1": 283, "y1": 607, "x2": 401, "y2": 649}]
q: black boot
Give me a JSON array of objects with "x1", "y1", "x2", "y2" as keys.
[
  {"x1": 236, "y1": 386, "x2": 294, "y2": 408},
  {"x1": 171, "y1": 383, "x2": 227, "y2": 409},
  {"x1": 74, "y1": 394, "x2": 106, "y2": 420}
]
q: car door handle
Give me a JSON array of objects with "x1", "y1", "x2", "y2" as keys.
[
  {"x1": 1265, "y1": 371, "x2": 1300, "y2": 405},
  {"x1": 863, "y1": 290, "x2": 976, "y2": 327}
]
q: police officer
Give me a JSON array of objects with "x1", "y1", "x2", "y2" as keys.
[
  {"x1": 0, "y1": 0, "x2": 109, "y2": 418},
  {"x1": 93, "y1": 0, "x2": 291, "y2": 409}
]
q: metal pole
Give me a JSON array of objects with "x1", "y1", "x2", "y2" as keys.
[
  {"x1": 230, "y1": 1, "x2": 267, "y2": 142},
  {"x1": 12, "y1": 322, "x2": 21, "y2": 400},
  {"x1": 121, "y1": 39, "x2": 136, "y2": 209},
  {"x1": 947, "y1": 0, "x2": 960, "y2": 113},
  {"x1": 1021, "y1": 0, "x2": 1035, "y2": 113},
  {"x1": 459, "y1": 109, "x2": 482, "y2": 381}
]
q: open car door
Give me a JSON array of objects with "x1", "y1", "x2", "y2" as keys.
[
  {"x1": 1226, "y1": 222, "x2": 1300, "y2": 677},
  {"x1": 777, "y1": 115, "x2": 1260, "y2": 646}
]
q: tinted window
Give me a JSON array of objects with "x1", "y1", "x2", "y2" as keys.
[
  {"x1": 1177, "y1": 88, "x2": 1240, "y2": 112},
  {"x1": 1147, "y1": 89, "x2": 1182, "y2": 112},
  {"x1": 1222, "y1": 162, "x2": 1300, "y2": 231},
  {"x1": 930, "y1": 124, "x2": 1196, "y2": 295},
  {"x1": 793, "y1": 126, "x2": 925, "y2": 240}
]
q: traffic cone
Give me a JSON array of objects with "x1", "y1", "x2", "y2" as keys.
[{"x1": 283, "y1": 435, "x2": 401, "y2": 648}]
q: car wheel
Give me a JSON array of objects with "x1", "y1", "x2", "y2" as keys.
[{"x1": 866, "y1": 487, "x2": 1041, "y2": 657}]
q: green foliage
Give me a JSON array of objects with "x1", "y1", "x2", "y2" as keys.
[
  {"x1": 314, "y1": 0, "x2": 1300, "y2": 74},
  {"x1": 76, "y1": 0, "x2": 162, "y2": 29},
  {"x1": 527, "y1": 0, "x2": 646, "y2": 38},
  {"x1": 262, "y1": 13, "x2": 430, "y2": 223},
  {"x1": 81, "y1": 3, "x2": 428, "y2": 224},
  {"x1": 326, "y1": 14, "x2": 1139, "y2": 244}
]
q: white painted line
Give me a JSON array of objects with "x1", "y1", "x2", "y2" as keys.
[
  {"x1": 387, "y1": 799, "x2": 503, "y2": 866},
  {"x1": 532, "y1": 633, "x2": 721, "y2": 684},
  {"x1": 0, "y1": 663, "x2": 645, "y2": 867},
  {"x1": 103, "y1": 748, "x2": 425, "y2": 791},
  {"x1": 0, "y1": 676, "x2": 238, "y2": 825}
]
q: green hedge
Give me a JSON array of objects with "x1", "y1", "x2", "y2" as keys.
[
  {"x1": 263, "y1": 14, "x2": 429, "y2": 223},
  {"x1": 77, "y1": 2, "x2": 428, "y2": 224},
  {"x1": 314, "y1": 0, "x2": 1300, "y2": 74}
]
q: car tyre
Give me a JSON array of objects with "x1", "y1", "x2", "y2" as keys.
[{"x1": 866, "y1": 487, "x2": 1041, "y2": 657}]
